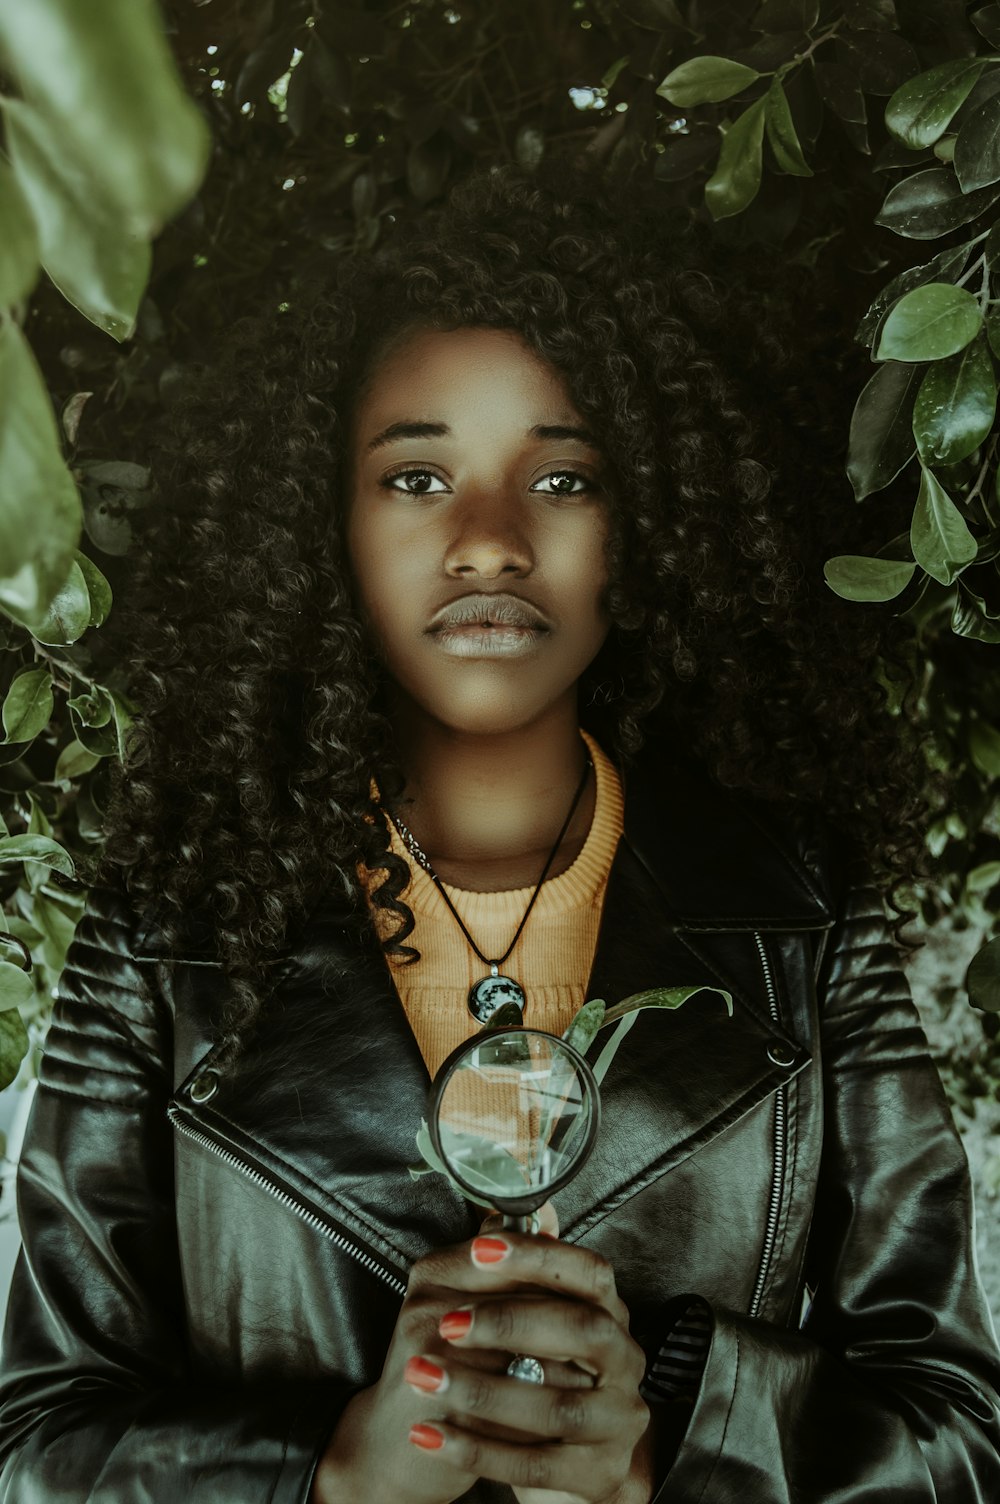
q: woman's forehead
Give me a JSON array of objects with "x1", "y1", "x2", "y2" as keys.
[{"x1": 350, "y1": 325, "x2": 596, "y2": 447}]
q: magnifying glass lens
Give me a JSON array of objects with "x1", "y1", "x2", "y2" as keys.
[{"x1": 429, "y1": 1028, "x2": 600, "y2": 1219}]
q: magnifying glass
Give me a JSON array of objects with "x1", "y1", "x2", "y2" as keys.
[
  {"x1": 427, "y1": 1025, "x2": 602, "y2": 1385},
  {"x1": 428, "y1": 1025, "x2": 601, "y2": 1227}
]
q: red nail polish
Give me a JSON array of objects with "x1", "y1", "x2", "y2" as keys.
[
  {"x1": 471, "y1": 1235, "x2": 510, "y2": 1265},
  {"x1": 409, "y1": 1422, "x2": 445, "y2": 1451},
  {"x1": 439, "y1": 1308, "x2": 473, "y2": 1341},
  {"x1": 404, "y1": 1355, "x2": 447, "y2": 1393}
]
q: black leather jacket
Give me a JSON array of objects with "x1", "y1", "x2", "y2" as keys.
[{"x1": 1, "y1": 746, "x2": 999, "y2": 1503}]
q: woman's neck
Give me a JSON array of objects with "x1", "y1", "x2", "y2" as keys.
[{"x1": 388, "y1": 698, "x2": 595, "y2": 892}]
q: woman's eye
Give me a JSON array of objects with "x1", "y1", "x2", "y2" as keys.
[
  {"x1": 380, "y1": 468, "x2": 447, "y2": 495},
  {"x1": 378, "y1": 467, "x2": 596, "y2": 497},
  {"x1": 531, "y1": 470, "x2": 594, "y2": 496}
]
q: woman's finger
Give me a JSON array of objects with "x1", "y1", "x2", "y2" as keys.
[
  {"x1": 409, "y1": 1231, "x2": 627, "y2": 1325},
  {"x1": 437, "y1": 1296, "x2": 646, "y2": 1389},
  {"x1": 406, "y1": 1420, "x2": 637, "y2": 1502},
  {"x1": 403, "y1": 1349, "x2": 626, "y2": 1442}
]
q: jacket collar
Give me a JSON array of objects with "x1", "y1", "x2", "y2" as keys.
[
  {"x1": 617, "y1": 735, "x2": 837, "y2": 933},
  {"x1": 162, "y1": 742, "x2": 837, "y2": 1279}
]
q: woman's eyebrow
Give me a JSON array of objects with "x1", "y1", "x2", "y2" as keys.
[{"x1": 365, "y1": 420, "x2": 599, "y2": 453}]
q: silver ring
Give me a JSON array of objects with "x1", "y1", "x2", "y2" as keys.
[{"x1": 506, "y1": 1354, "x2": 545, "y2": 1384}]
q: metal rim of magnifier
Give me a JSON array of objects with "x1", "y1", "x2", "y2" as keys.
[{"x1": 427, "y1": 1026, "x2": 602, "y2": 1217}]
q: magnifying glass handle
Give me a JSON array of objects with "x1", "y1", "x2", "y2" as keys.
[
  {"x1": 502, "y1": 1212, "x2": 538, "y2": 1235},
  {"x1": 500, "y1": 1210, "x2": 547, "y2": 1385}
]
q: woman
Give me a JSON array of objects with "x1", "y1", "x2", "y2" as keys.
[{"x1": 1, "y1": 153, "x2": 998, "y2": 1503}]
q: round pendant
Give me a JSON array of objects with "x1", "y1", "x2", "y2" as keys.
[{"x1": 467, "y1": 973, "x2": 525, "y2": 1024}]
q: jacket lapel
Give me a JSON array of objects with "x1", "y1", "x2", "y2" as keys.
[{"x1": 165, "y1": 745, "x2": 838, "y2": 1271}]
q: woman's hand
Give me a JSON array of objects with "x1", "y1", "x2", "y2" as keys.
[
  {"x1": 310, "y1": 1210, "x2": 652, "y2": 1504},
  {"x1": 406, "y1": 1224, "x2": 651, "y2": 1503}
]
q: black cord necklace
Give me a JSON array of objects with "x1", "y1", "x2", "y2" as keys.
[{"x1": 388, "y1": 748, "x2": 593, "y2": 1023}]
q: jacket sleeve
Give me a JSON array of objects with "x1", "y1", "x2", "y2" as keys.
[
  {"x1": 0, "y1": 880, "x2": 353, "y2": 1504},
  {"x1": 652, "y1": 875, "x2": 1000, "y2": 1502}
]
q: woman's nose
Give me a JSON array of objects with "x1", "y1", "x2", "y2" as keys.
[{"x1": 443, "y1": 494, "x2": 533, "y2": 579}]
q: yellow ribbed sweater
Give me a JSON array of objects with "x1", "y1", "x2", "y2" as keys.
[{"x1": 363, "y1": 730, "x2": 624, "y2": 1077}]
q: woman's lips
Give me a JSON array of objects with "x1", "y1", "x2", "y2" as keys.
[
  {"x1": 426, "y1": 591, "x2": 550, "y2": 657},
  {"x1": 431, "y1": 623, "x2": 545, "y2": 658}
]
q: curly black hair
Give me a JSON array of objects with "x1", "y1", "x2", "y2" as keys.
[{"x1": 97, "y1": 148, "x2": 947, "y2": 1064}]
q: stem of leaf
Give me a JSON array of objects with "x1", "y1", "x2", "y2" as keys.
[
  {"x1": 31, "y1": 644, "x2": 99, "y2": 693},
  {"x1": 964, "y1": 432, "x2": 999, "y2": 528},
  {"x1": 956, "y1": 251, "x2": 987, "y2": 290},
  {"x1": 777, "y1": 17, "x2": 845, "y2": 80}
]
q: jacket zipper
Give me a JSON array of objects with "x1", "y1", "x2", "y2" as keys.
[
  {"x1": 749, "y1": 931, "x2": 786, "y2": 1320},
  {"x1": 167, "y1": 1104, "x2": 408, "y2": 1298}
]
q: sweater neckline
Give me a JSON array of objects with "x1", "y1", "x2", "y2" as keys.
[{"x1": 381, "y1": 729, "x2": 624, "y2": 925}]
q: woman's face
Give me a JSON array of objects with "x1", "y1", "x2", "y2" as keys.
[{"x1": 346, "y1": 324, "x2": 612, "y2": 737}]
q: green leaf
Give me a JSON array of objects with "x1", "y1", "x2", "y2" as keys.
[
  {"x1": 2, "y1": 99, "x2": 151, "y2": 342},
  {"x1": 875, "y1": 167, "x2": 1000, "y2": 240},
  {"x1": 67, "y1": 686, "x2": 114, "y2": 730},
  {"x1": 656, "y1": 56, "x2": 761, "y2": 107},
  {"x1": 973, "y1": 4, "x2": 1000, "y2": 48},
  {"x1": 966, "y1": 860, "x2": 1000, "y2": 893},
  {"x1": 0, "y1": 320, "x2": 80, "y2": 624},
  {"x1": 32, "y1": 890, "x2": 81, "y2": 975},
  {"x1": 954, "y1": 89, "x2": 1000, "y2": 191},
  {"x1": 54, "y1": 738, "x2": 102, "y2": 781},
  {"x1": 28, "y1": 790, "x2": 53, "y2": 842},
  {"x1": 408, "y1": 1119, "x2": 495, "y2": 1209},
  {"x1": 561, "y1": 997, "x2": 606, "y2": 1058},
  {"x1": 875, "y1": 283, "x2": 982, "y2": 362},
  {"x1": 910, "y1": 466, "x2": 978, "y2": 585},
  {"x1": 591, "y1": 1013, "x2": 640, "y2": 1086},
  {"x1": 587, "y1": 985, "x2": 733, "y2": 1087},
  {"x1": 986, "y1": 220, "x2": 1000, "y2": 268},
  {"x1": 969, "y1": 717, "x2": 1000, "y2": 777},
  {"x1": 846, "y1": 360, "x2": 921, "y2": 499},
  {"x1": 0, "y1": 1007, "x2": 29, "y2": 1090},
  {"x1": 600, "y1": 985, "x2": 733, "y2": 1026},
  {"x1": 74, "y1": 552, "x2": 112, "y2": 628},
  {"x1": 0, "y1": 152, "x2": 39, "y2": 305},
  {"x1": 913, "y1": 336, "x2": 997, "y2": 465},
  {"x1": 70, "y1": 707, "x2": 119, "y2": 758},
  {"x1": 952, "y1": 577, "x2": 1000, "y2": 641},
  {"x1": 437, "y1": 1127, "x2": 532, "y2": 1198},
  {"x1": 966, "y1": 933, "x2": 1000, "y2": 1012},
  {"x1": 0, "y1": 916, "x2": 42, "y2": 951},
  {"x1": 764, "y1": 80, "x2": 812, "y2": 176},
  {"x1": 705, "y1": 96, "x2": 767, "y2": 220},
  {"x1": 2, "y1": 667, "x2": 53, "y2": 743},
  {"x1": 0, "y1": 834, "x2": 75, "y2": 878},
  {"x1": 987, "y1": 307, "x2": 1000, "y2": 360},
  {"x1": 110, "y1": 690, "x2": 137, "y2": 760},
  {"x1": 0, "y1": 0, "x2": 211, "y2": 237},
  {"x1": 0, "y1": 959, "x2": 32, "y2": 1012},
  {"x1": 855, "y1": 245, "x2": 970, "y2": 349},
  {"x1": 824, "y1": 555, "x2": 916, "y2": 601},
  {"x1": 885, "y1": 60, "x2": 988, "y2": 150},
  {"x1": 6, "y1": 558, "x2": 92, "y2": 647},
  {"x1": 601, "y1": 55, "x2": 631, "y2": 91}
]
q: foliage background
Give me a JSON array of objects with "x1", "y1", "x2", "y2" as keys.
[{"x1": 0, "y1": 0, "x2": 998, "y2": 1292}]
